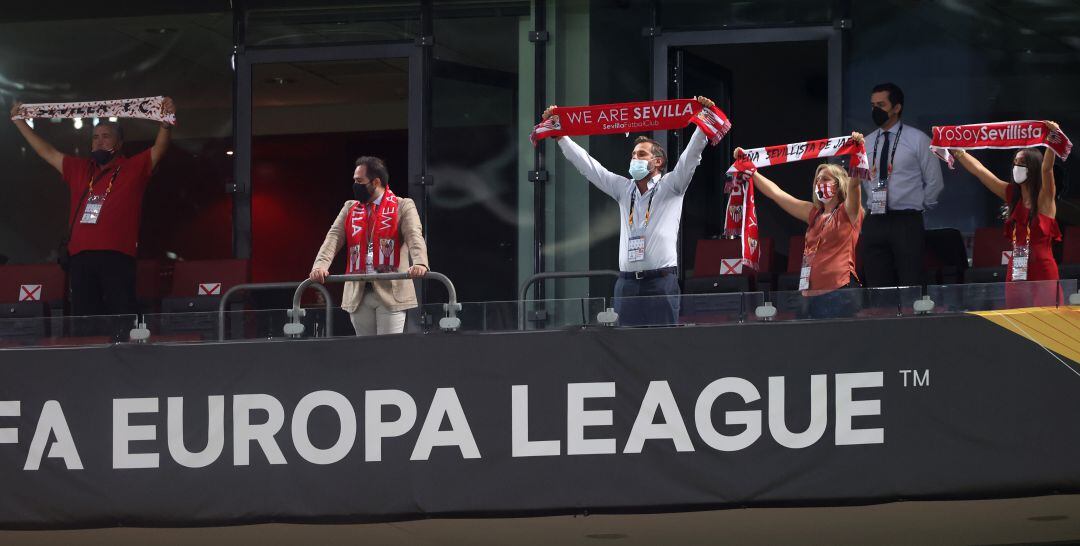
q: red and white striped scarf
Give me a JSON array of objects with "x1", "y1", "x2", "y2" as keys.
[
  {"x1": 930, "y1": 120, "x2": 1072, "y2": 168},
  {"x1": 345, "y1": 188, "x2": 401, "y2": 274},
  {"x1": 530, "y1": 99, "x2": 731, "y2": 146},
  {"x1": 721, "y1": 172, "x2": 760, "y2": 271},
  {"x1": 723, "y1": 136, "x2": 871, "y2": 180},
  {"x1": 721, "y1": 136, "x2": 870, "y2": 269}
]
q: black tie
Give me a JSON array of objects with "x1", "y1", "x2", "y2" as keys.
[{"x1": 879, "y1": 131, "x2": 891, "y2": 182}]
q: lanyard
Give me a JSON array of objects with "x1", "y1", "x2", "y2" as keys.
[
  {"x1": 1011, "y1": 215, "x2": 1031, "y2": 249},
  {"x1": 86, "y1": 165, "x2": 122, "y2": 199},
  {"x1": 362, "y1": 201, "x2": 382, "y2": 246},
  {"x1": 628, "y1": 181, "x2": 657, "y2": 228},
  {"x1": 805, "y1": 207, "x2": 838, "y2": 256},
  {"x1": 870, "y1": 123, "x2": 903, "y2": 181}
]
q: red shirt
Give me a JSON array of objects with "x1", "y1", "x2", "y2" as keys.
[{"x1": 62, "y1": 149, "x2": 153, "y2": 257}]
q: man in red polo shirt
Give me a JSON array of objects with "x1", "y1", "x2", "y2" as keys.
[{"x1": 9, "y1": 98, "x2": 175, "y2": 316}]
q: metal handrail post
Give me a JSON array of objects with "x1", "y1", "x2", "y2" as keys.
[
  {"x1": 287, "y1": 272, "x2": 459, "y2": 337},
  {"x1": 217, "y1": 282, "x2": 333, "y2": 341},
  {"x1": 518, "y1": 270, "x2": 620, "y2": 330}
]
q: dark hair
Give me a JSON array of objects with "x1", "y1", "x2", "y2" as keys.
[
  {"x1": 871, "y1": 82, "x2": 905, "y2": 116},
  {"x1": 99, "y1": 121, "x2": 124, "y2": 142},
  {"x1": 355, "y1": 156, "x2": 390, "y2": 187},
  {"x1": 633, "y1": 136, "x2": 667, "y2": 172},
  {"x1": 1009, "y1": 148, "x2": 1044, "y2": 227}
]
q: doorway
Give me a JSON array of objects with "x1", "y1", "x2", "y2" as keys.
[
  {"x1": 236, "y1": 44, "x2": 423, "y2": 283},
  {"x1": 654, "y1": 27, "x2": 840, "y2": 279}
]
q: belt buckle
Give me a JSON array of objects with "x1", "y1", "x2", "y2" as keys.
[{"x1": 634, "y1": 270, "x2": 646, "y2": 280}]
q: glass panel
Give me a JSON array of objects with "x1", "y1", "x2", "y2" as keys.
[
  {"x1": 679, "y1": 292, "x2": 765, "y2": 326},
  {"x1": 607, "y1": 291, "x2": 762, "y2": 327},
  {"x1": 0, "y1": 12, "x2": 233, "y2": 272},
  {"x1": 927, "y1": 280, "x2": 1077, "y2": 314},
  {"x1": 846, "y1": 0, "x2": 1080, "y2": 234},
  {"x1": 426, "y1": 8, "x2": 524, "y2": 303},
  {"x1": 0, "y1": 314, "x2": 138, "y2": 349},
  {"x1": 143, "y1": 306, "x2": 352, "y2": 342},
  {"x1": 251, "y1": 58, "x2": 410, "y2": 285},
  {"x1": 659, "y1": 0, "x2": 833, "y2": 31},
  {"x1": 245, "y1": 2, "x2": 421, "y2": 47},
  {"x1": 420, "y1": 298, "x2": 607, "y2": 332},
  {"x1": 764, "y1": 286, "x2": 924, "y2": 322}
]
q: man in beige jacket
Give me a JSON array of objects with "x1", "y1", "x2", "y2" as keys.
[{"x1": 310, "y1": 156, "x2": 428, "y2": 335}]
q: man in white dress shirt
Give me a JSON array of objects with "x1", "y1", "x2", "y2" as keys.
[
  {"x1": 860, "y1": 82, "x2": 944, "y2": 287},
  {"x1": 542, "y1": 96, "x2": 715, "y2": 326}
]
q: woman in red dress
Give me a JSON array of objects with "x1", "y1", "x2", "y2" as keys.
[{"x1": 951, "y1": 120, "x2": 1062, "y2": 307}]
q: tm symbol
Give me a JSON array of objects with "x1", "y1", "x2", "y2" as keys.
[{"x1": 899, "y1": 369, "x2": 930, "y2": 388}]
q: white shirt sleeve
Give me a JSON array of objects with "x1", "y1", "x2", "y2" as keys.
[
  {"x1": 557, "y1": 136, "x2": 628, "y2": 200},
  {"x1": 663, "y1": 127, "x2": 708, "y2": 196},
  {"x1": 918, "y1": 133, "x2": 945, "y2": 210}
]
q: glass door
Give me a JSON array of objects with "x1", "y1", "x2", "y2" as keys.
[
  {"x1": 236, "y1": 44, "x2": 422, "y2": 284},
  {"x1": 653, "y1": 28, "x2": 841, "y2": 282}
]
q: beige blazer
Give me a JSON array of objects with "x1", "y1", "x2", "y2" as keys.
[{"x1": 312, "y1": 197, "x2": 429, "y2": 313}]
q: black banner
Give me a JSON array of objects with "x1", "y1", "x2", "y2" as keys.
[{"x1": 1, "y1": 314, "x2": 1079, "y2": 529}]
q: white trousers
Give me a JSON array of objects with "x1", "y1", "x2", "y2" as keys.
[{"x1": 349, "y1": 290, "x2": 407, "y2": 336}]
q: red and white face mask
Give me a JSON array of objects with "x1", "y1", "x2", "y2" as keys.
[{"x1": 815, "y1": 180, "x2": 837, "y2": 202}]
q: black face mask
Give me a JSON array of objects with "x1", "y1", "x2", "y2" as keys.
[
  {"x1": 90, "y1": 149, "x2": 114, "y2": 166},
  {"x1": 871, "y1": 107, "x2": 891, "y2": 128},
  {"x1": 352, "y1": 182, "x2": 373, "y2": 203}
]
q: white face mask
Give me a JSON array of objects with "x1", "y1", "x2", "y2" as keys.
[
  {"x1": 629, "y1": 159, "x2": 650, "y2": 181},
  {"x1": 1012, "y1": 165, "x2": 1028, "y2": 184}
]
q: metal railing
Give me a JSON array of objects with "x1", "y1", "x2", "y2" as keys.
[
  {"x1": 217, "y1": 282, "x2": 333, "y2": 341},
  {"x1": 287, "y1": 272, "x2": 460, "y2": 337},
  {"x1": 518, "y1": 270, "x2": 620, "y2": 330}
]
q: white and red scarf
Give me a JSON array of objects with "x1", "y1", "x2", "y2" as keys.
[
  {"x1": 724, "y1": 136, "x2": 871, "y2": 181},
  {"x1": 721, "y1": 170, "x2": 760, "y2": 271},
  {"x1": 929, "y1": 120, "x2": 1072, "y2": 168},
  {"x1": 530, "y1": 98, "x2": 731, "y2": 146},
  {"x1": 11, "y1": 96, "x2": 176, "y2": 125},
  {"x1": 721, "y1": 136, "x2": 870, "y2": 269},
  {"x1": 346, "y1": 188, "x2": 401, "y2": 274}
]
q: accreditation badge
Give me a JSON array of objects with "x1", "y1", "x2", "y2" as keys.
[
  {"x1": 627, "y1": 227, "x2": 646, "y2": 263},
  {"x1": 869, "y1": 188, "x2": 887, "y2": 215},
  {"x1": 1011, "y1": 243, "x2": 1029, "y2": 281},
  {"x1": 799, "y1": 252, "x2": 814, "y2": 291},
  {"x1": 80, "y1": 194, "x2": 106, "y2": 224}
]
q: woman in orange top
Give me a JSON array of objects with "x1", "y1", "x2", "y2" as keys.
[
  {"x1": 734, "y1": 132, "x2": 865, "y2": 318},
  {"x1": 950, "y1": 121, "x2": 1061, "y2": 306}
]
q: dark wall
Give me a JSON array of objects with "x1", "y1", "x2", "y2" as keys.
[{"x1": 250, "y1": 130, "x2": 408, "y2": 283}]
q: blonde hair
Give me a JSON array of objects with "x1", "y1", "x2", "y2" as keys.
[{"x1": 810, "y1": 163, "x2": 849, "y2": 208}]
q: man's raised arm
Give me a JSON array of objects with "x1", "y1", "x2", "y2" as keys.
[
  {"x1": 544, "y1": 104, "x2": 626, "y2": 200},
  {"x1": 9, "y1": 101, "x2": 64, "y2": 173},
  {"x1": 149, "y1": 97, "x2": 176, "y2": 169}
]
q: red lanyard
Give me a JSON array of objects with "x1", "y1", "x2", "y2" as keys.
[
  {"x1": 1011, "y1": 218, "x2": 1031, "y2": 249},
  {"x1": 87, "y1": 166, "x2": 122, "y2": 198}
]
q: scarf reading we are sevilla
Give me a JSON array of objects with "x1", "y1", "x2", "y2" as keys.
[
  {"x1": 346, "y1": 188, "x2": 401, "y2": 274},
  {"x1": 724, "y1": 136, "x2": 871, "y2": 269},
  {"x1": 530, "y1": 98, "x2": 731, "y2": 146},
  {"x1": 929, "y1": 120, "x2": 1072, "y2": 168},
  {"x1": 11, "y1": 96, "x2": 176, "y2": 125}
]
